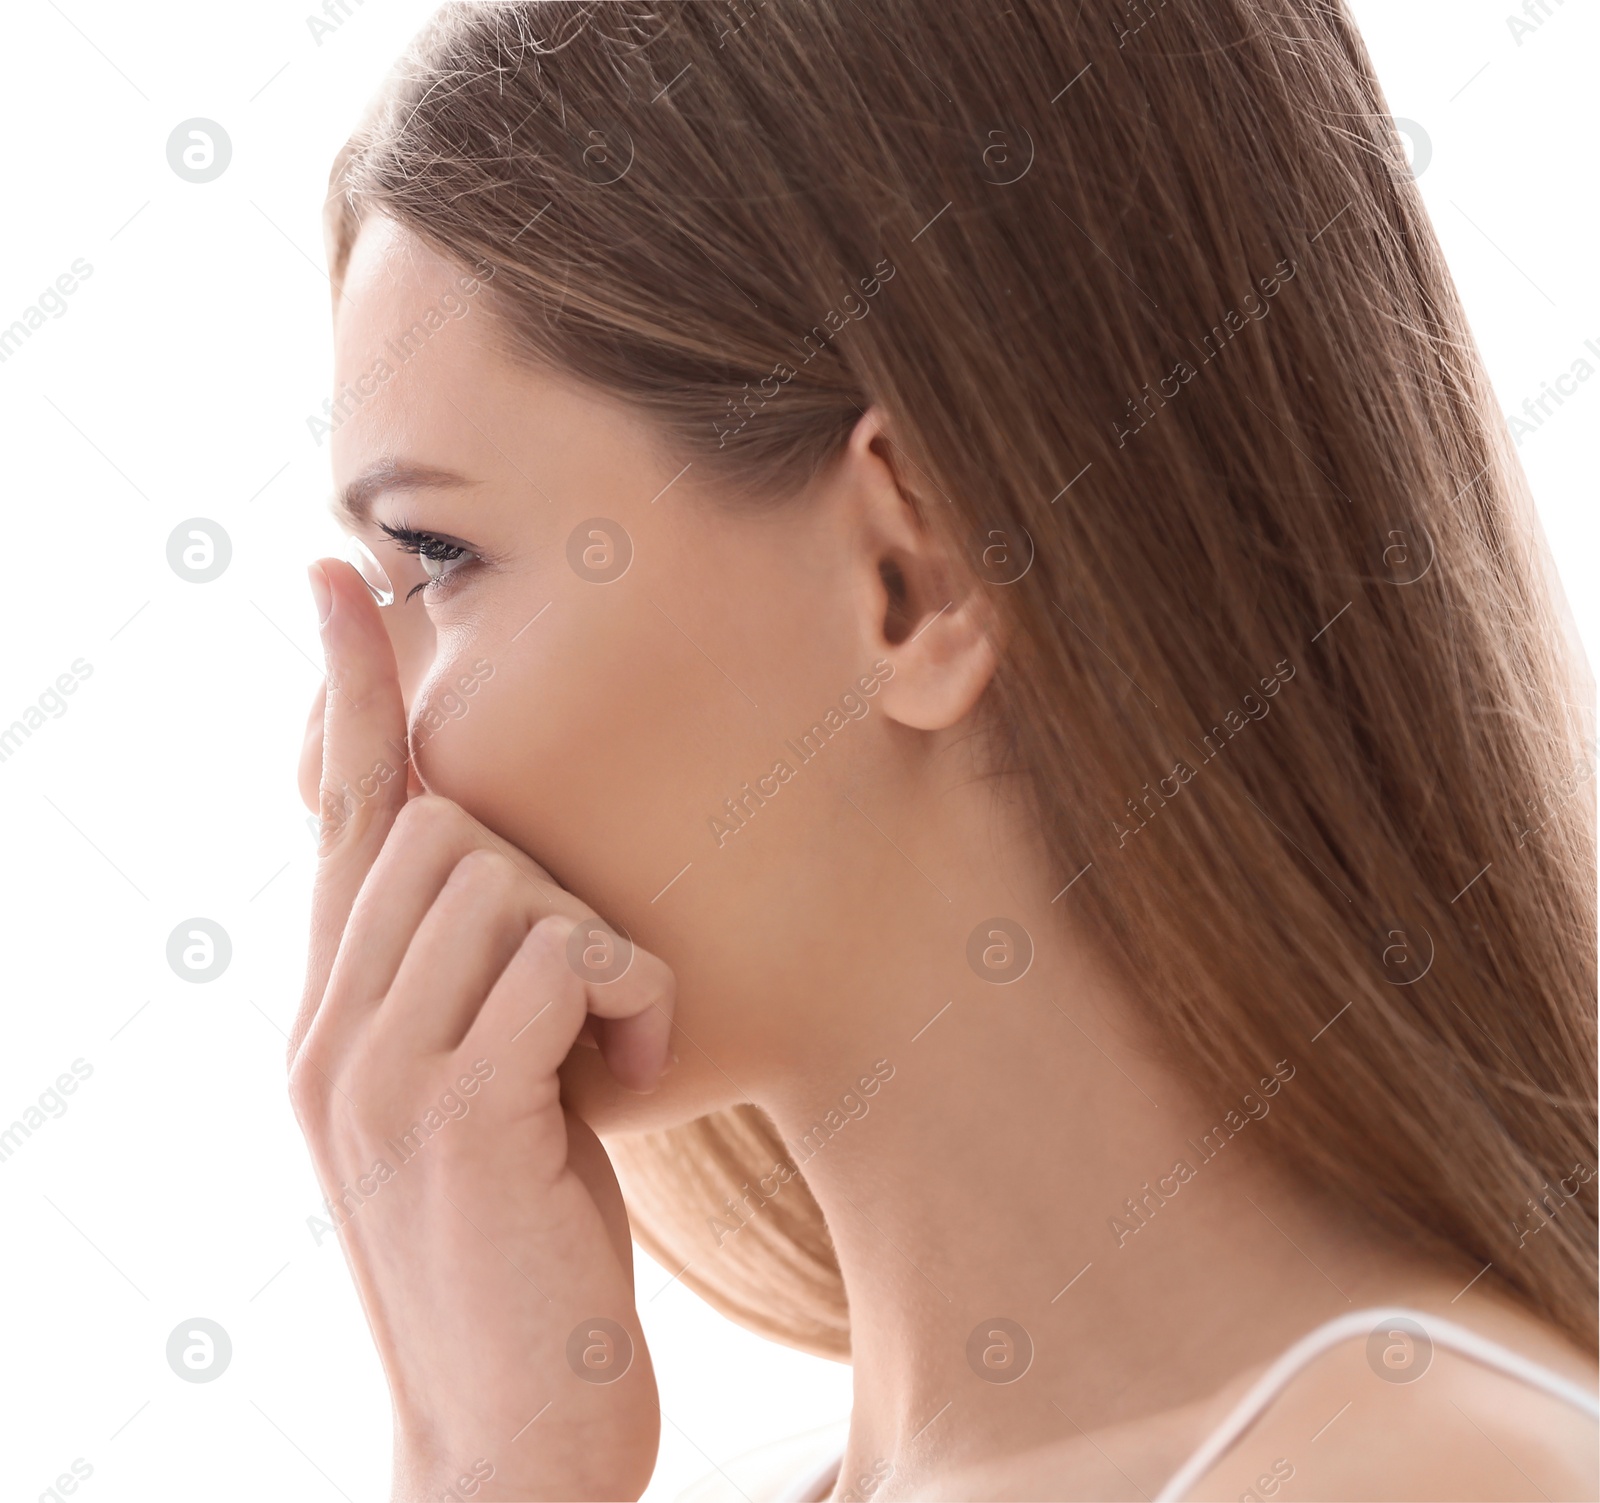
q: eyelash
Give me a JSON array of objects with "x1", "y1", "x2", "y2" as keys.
[{"x1": 375, "y1": 522, "x2": 478, "y2": 602}]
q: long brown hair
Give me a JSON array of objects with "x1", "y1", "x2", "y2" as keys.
[{"x1": 325, "y1": 0, "x2": 1597, "y2": 1358}]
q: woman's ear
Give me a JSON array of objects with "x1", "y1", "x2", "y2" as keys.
[{"x1": 844, "y1": 407, "x2": 1004, "y2": 732}]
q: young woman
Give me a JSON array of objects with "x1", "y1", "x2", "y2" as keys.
[{"x1": 289, "y1": 3, "x2": 1598, "y2": 1498}]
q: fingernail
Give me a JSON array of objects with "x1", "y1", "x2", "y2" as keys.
[
  {"x1": 308, "y1": 563, "x2": 332, "y2": 627},
  {"x1": 346, "y1": 536, "x2": 395, "y2": 607}
]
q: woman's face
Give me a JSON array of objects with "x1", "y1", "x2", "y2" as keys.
[{"x1": 326, "y1": 217, "x2": 989, "y2": 1134}]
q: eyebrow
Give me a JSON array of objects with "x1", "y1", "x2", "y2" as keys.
[{"x1": 333, "y1": 460, "x2": 473, "y2": 527}]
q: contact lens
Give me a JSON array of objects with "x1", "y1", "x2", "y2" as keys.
[{"x1": 345, "y1": 536, "x2": 395, "y2": 607}]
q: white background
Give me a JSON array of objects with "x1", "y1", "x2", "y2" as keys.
[{"x1": 0, "y1": 2, "x2": 1591, "y2": 1500}]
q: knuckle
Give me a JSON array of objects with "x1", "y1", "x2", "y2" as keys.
[
  {"x1": 317, "y1": 759, "x2": 401, "y2": 845},
  {"x1": 392, "y1": 792, "x2": 462, "y2": 845},
  {"x1": 450, "y1": 845, "x2": 513, "y2": 890},
  {"x1": 444, "y1": 850, "x2": 529, "y2": 919},
  {"x1": 315, "y1": 784, "x2": 381, "y2": 852},
  {"x1": 526, "y1": 912, "x2": 580, "y2": 970},
  {"x1": 287, "y1": 1054, "x2": 328, "y2": 1124},
  {"x1": 323, "y1": 660, "x2": 387, "y2": 714},
  {"x1": 290, "y1": 1041, "x2": 372, "y2": 1139}
]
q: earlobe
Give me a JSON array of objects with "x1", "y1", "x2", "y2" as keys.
[{"x1": 875, "y1": 592, "x2": 1001, "y2": 731}]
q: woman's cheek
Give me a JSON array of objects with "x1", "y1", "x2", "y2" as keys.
[
  {"x1": 404, "y1": 647, "x2": 570, "y2": 857},
  {"x1": 401, "y1": 595, "x2": 740, "y2": 912}
]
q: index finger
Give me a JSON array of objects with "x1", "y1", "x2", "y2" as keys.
[
  {"x1": 472, "y1": 914, "x2": 677, "y2": 1093},
  {"x1": 292, "y1": 557, "x2": 410, "y2": 1062}
]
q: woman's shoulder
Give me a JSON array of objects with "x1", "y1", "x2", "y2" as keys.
[
  {"x1": 1180, "y1": 1299, "x2": 1598, "y2": 1502},
  {"x1": 931, "y1": 1296, "x2": 1597, "y2": 1502},
  {"x1": 685, "y1": 1299, "x2": 1597, "y2": 1502}
]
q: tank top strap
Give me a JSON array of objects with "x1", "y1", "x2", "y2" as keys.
[{"x1": 1154, "y1": 1304, "x2": 1600, "y2": 1502}]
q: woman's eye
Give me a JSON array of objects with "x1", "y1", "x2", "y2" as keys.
[
  {"x1": 375, "y1": 523, "x2": 479, "y2": 601},
  {"x1": 419, "y1": 544, "x2": 468, "y2": 581}
]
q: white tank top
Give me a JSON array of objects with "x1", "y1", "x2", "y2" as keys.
[{"x1": 774, "y1": 1305, "x2": 1600, "y2": 1503}]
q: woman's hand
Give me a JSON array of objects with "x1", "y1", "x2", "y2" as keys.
[{"x1": 289, "y1": 559, "x2": 674, "y2": 1502}]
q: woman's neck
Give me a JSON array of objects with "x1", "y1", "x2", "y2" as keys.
[{"x1": 753, "y1": 789, "x2": 1446, "y2": 1494}]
